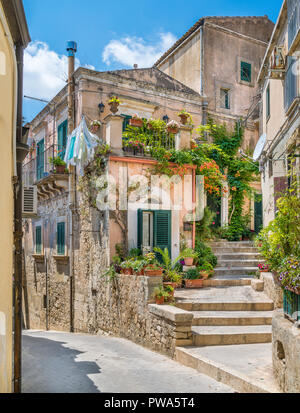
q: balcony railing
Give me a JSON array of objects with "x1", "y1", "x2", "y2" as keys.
[
  {"x1": 288, "y1": 0, "x2": 300, "y2": 51},
  {"x1": 122, "y1": 127, "x2": 176, "y2": 157},
  {"x1": 23, "y1": 145, "x2": 62, "y2": 186}
]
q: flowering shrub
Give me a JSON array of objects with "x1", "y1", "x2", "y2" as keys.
[
  {"x1": 198, "y1": 161, "x2": 226, "y2": 195},
  {"x1": 132, "y1": 113, "x2": 142, "y2": 120},
  {"x1": 258, "y1": 263, "x2": 270, "y2": 272},
  {"x1": 278, "y1": 256, "x2": 300, "y2": 292},
  {"x1": 125, "y1": 139, "x2": 145, "y2": 149}
]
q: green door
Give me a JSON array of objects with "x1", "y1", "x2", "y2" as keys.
[
  {"x1": 206, "y1": 193, "x2": 221, "y2": 227},
  {"x1": 58, "y1": 120, "x2": 68, "y2": 160},
  {"x1": 254, "y1": 194, "x2": 263, "y2": 233},
  {"x1": 36, "y1": 139, "x2": 44, "y2": 181},
  {"x1": 138, "y1": 210, "x2": 172, "y2": 257}
]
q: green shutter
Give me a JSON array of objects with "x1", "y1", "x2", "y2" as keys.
[
  {"x1": 154, "y1": 210, "x2": 171, "y2": 257},
  {"x1": 57, "y1": 222, "x2": 65, "y2": 255},
  {"x1": 137, "y1": 209, "x2": 143, "y2": 250},
  {"x1": 122, "y1": 115, "x2": 132, "y2": 132},
  {"x1": 241, "y1": 61, "x2": 252, "y2": 83},
  {"x1": 36, "y1": 139, "x2": 44, "y2": 181},
  {"x1": 58, "y1": 120, "x2": 68, "y2": 160},
  {"x1": 36, "y1": 226, "x2": 42, "y2": 254},
  {"x1": 266, "y1": 85, "x2": 270, "y2": 118}
]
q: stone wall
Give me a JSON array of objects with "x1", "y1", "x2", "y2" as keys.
[
  {"x1": 272, "y1": 310, "x2": 300, "y2": 393},
  {"x1": 91, "y1": 274, "x2": 193, "y2": 358},
  {"x1": 261, "y1": 273, "x2": 283, "y2": 309}
]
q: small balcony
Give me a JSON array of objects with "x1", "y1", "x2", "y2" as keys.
[
  {"x1": 23, "y1": 144, "x2": 69, "y2": 200},
  {"x1": 122, "y1": 125, "x2": 176, "y2": 157}
]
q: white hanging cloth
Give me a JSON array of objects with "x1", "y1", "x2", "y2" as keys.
[{"x1": 64, "y1": 117, "x2": 101, "y2": 175}]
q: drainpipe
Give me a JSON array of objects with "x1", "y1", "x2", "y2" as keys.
[
  {"x1": 66, "y1": 41, "x2": 77, "y2": 333},
  {"x1": 13, "y1": 43, "x2": 29, "y2": 394}
]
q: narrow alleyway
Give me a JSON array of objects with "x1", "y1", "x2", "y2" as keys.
[{"x1": 22, "y1": 330, "x2": 234, "y2": 393}]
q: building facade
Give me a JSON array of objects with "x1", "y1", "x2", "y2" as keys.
[
  {"x1": 22, "y1": 66, "x2": 204, "y2": 332},
  {"x1": 0, "y1": 0, "x2": 30, "y2": 393},
  {"x1": 155, "y1": 16, "x2": 274, "y2": 231},
  {"x1": 258, "y1": 0, "x2": 300, "y2": 227}
]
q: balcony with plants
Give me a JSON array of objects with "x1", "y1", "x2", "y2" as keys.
[{"x1": 23, "y1": 143, "x2": 69, "y2": 200}]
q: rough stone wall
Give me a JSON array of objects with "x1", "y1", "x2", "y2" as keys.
[
  {"x1": 261, "y1": 273, "x2": 283, "y2": 309},
  {"x1": 272, "y1": 310, "x2": 300, "y2": 393},
  {"x1": 89, "y1": 274, "x2": 193, "y2": 357}
]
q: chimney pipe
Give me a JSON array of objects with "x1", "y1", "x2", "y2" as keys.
[{"x1": 66, "y1": 41, "x2": 77, "y2": 134}]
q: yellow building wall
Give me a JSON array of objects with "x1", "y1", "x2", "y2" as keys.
[{"x1": 0, "y1": 3, "x2": 15, "y2": 394}]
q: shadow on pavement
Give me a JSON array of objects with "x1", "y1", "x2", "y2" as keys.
[{"x1": 22, "y1": 334, "x2": 101, "y2": 393}]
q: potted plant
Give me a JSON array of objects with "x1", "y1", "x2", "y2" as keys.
[
  {"x1": 184, "y1": 268, "x2": 204, "y2": 289},
  {"x1": 129, "y1": 114, "x2": 144, "y2": 128},
  {"x1": 182, "y1": 248, "x2": 197, "y2": 266},
  {"x1": 108, "y1": 96, "x2": 121, "y2": 114},
  {"x1": 166, "y1": 120, "x2": 179, "y2": 134},
  {"x1": 164, "y1": 284, "x2": 175, "y2": 302},
  {"x1": 153, "y1": 286, "x2": 169, "y2": 305},
  {"x1": 50, "y1": 157, "x2": 67, "y2": 174},
  {"x1": 112, "y1": 255, "x2": 122, "y2": 274},
  {"x1": 144, "y1": 263, "x2": 163, "y2": 277},
  {"x1": 163, "y1": 270, "x2": 182, "y2": 289},
  {"x1": 131, "y1": 260, "x2": 146, "y2": 276},
  {"x1": 120, "y1": 260, "x2": 133, "y2": 275},
  {"x1": 177, "y1": 109, "x2": 192, "y2": 125},
  {"x1": 198, "y1": 262, "x2": 214, "y2": 279},
  {"x1": 90, "y1": 120, "x2": 101, "y2": 133}
]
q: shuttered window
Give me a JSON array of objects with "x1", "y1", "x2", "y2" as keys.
[
  {"x1": 138, "y1": 210, "x2": 171, "y2": 257},
  {"x1": 57, "y1": 222, "x2": 65, "y2": 255},
  {"x1": 36, "y1": 226, "x2": 42, "y2": 254},
  {"x1": 58, "y1": 120, "x2": 68, "y2": 160},
  {"x1": 241, "y1": 61, "x2": 252, "y2": 83}
]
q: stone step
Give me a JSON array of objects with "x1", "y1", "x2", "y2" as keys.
[
  {"x1": 176, "y1": 301, "x2": 274, "y2": 311},
  {"x1": 214, "y1": 267, "x2": 258, "y2": 276},
  {"x1": 203, "y1": 278, "x2": 252, "y2": 287},
  {"x1": 215, "y1": 253, "x2": 262, "y2": 260},
  {"x1": 211, "y1": 275, "x2": 255, "y2": 280},
  {"x1": 209, "y1": 241, "x2": 254, "y2": 248},
  {"x1": 212, "y1": 247, "x2": 259, "y2": 254},
  {"x1": 192, "y1": 311, "x2": 273, "y2": 326},
  {"x1": 175, "y1": 344, "x2": 281, "y2": 393},
  {"x1": 216, "y1": 260, "x2": 261, "y2": 268},
  {"x1": 192, "y1": 325, "x2": 272, "y2": 346}
]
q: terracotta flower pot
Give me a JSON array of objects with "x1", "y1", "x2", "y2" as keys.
[
  {"x1": 135, "y1": 269, "x2": 144, "y2": 276},
  {"x1": 185, "y1": 279, "x2": 204, "y2": 289},
  {"x1": 184, "y1": 257, "x2": 194, "y2": 266},
  {"x1": 121, "y1": 268, "x2": 133, "y2": 276},
  {"x1": 109, "y1": 102, "x2": 119, "y2": 114},
  {"x1": 144, "y1": 269, "x2": 163, "y2": 277},
  {"x1": 130, "y1": 118, "x2": 143, "y2": 128},
  {"x1": 167, "y1": 126, "x2": 179, "y2": 134},
  {"x1": 55, "y1": 165, "x2": 66, "y2": 174},
  {"x1": 179, "y1": 114, "x2": 188, "y2": 125},
  {"x1": 163, "y1": 282, "x2": 179, "y2": 290},
  {"x1": 91, "y1": 125, "x2": 100, "y2": 133},
  {"x1": 155, "y1": 296, "x2": 164, "y2": 305},
  {"x1": 199, "y1": 271, "x2": 209, "y2": 280}
]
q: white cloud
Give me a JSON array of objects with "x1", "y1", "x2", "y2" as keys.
[
  {"x1": 102, "y1": 32, "x2": 177, "y2": 68},
  {"x1": 24, "y1": 41, "x2": 95, "y2": 101}
]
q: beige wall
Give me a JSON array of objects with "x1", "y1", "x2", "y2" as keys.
[{"x1": 0, "y1": 3, "x2": 15, "y2": 393}]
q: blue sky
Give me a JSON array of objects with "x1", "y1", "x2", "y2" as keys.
[{"x1": 23, "y1": 0, "x2": 283, "y2": 123}]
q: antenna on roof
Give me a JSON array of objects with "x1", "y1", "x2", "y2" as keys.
[{"x1": 133, "y1": 64, "x2": 138, "y2": 69}]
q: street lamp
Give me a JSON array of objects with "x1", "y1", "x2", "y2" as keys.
[
  {"x1": 163, "y1": 115, "x2": 169, "y2": 123},
  {"x1": 98, "y1": 102, "x2": 105, "y2": 114}
]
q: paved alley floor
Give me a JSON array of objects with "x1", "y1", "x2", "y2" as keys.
[{"x1": 22, "y1": 330, "x2": 234, "y2": 394}]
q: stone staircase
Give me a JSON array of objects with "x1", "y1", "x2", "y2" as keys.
[
  {"x1": 209, "y1": 241, "x2": 262, "y2": 279},
  {"x1": 173, "y1": 241, "x2": 280, "y2": 393}
]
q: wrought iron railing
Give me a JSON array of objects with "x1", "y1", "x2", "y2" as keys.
[
  {"x1": 122, "y1": 127, "x2": 176, "y2": 157},
  {"x1": 23, "y1": 145, "x2": 62, "y2": 186}
]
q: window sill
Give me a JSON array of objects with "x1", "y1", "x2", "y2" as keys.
[
  {"x1": 32, "y1": 254, "x2": 45, "y2": 262},
  {"x1": 53, "y1": 255, "x2": 69, "y2": 263}
]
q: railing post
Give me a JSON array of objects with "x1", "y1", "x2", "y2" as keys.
[
  {"x1": 104, "y1": 114, "x2": 124, "y2": 155},
  {"x1": 177, "y1": 125, "x2": 193, "y2": 150}
]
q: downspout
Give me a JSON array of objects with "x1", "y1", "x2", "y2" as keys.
[
  {"x1": 192, "y1": 168, "x2": 196, "y2": 249},
  {"x1": 66, "y1": 41, "x2": 77, "y2": 333},
  {"x1": 14, "y1": 43, "x2": 29, "y2": 394}
]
